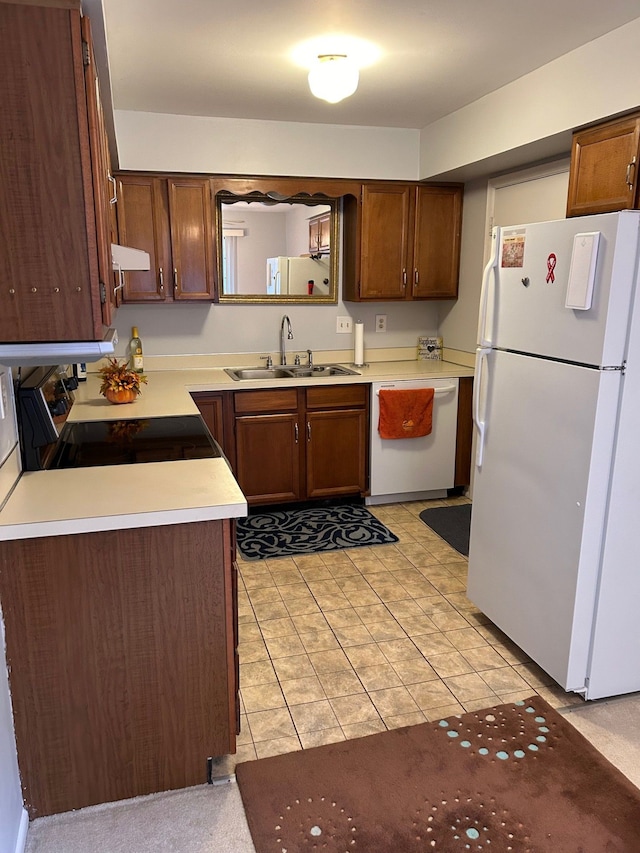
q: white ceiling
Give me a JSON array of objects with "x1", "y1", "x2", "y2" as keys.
[{"x1": 100, "y1": 0, "x2": 640, "y2": 130}]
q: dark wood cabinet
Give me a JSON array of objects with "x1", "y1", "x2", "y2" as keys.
[
  {"x1": 81, "y1": 14, "x2": 117, "y2": 321},
  {"x1": 230, "y1": 384, "x2": 369, "y2": 505},
  {"x1": 116, "y1": 174, "x2": 215, "y2": 302},
  {"x1": 454, "y1": 376, "x2": 473, "y2": 488},
  {"x1": 308, "y1": 211, "x2": 331, "y2": 253},
  {"x1": 0, "y1": 519, "x2": 238, "y2": 817},
  {"x1": 191, "y1": 391, "x2": 226, "y2": 449},
  {"x1": 567, "y1": 114, "x2": 640, "y2": 217},
  {"x1": 412, "y1": 186, "x2": 463, "y2": 299},
  {"x1": 0, "y1": 1, "x2": 113, "y2": 342},
  {"x1": 305, "y1": 386, "x2": 368, "y2": 498},
  {"x1": 343, "y1": 183, "x2": 463, "y2": 301}
]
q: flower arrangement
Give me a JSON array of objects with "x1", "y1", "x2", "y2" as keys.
[{"x1": 98, "y1": 358, "x2": 147, "y2": 404}]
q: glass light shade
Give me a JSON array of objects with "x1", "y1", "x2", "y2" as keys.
[{"x1": 308, "y1": 55, "x2": 359, "y2": 104}]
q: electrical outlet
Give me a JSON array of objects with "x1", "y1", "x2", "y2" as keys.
[
  {"x1": 375, "y1": 314, "x2": 387, "y2": 333},
  {"x1": 336, "y1": 316, "x2": 353, "y2": 334}
]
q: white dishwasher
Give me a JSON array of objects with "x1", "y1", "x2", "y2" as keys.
[{"x1": 366, "y1": 378, "x2": 459, "y2": 505}]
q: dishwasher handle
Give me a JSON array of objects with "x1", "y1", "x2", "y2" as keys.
[{"x1": 375, "y1": 384, "x2": 456, "y2": 397}]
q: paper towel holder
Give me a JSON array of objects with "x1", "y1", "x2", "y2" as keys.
[{"x1": 352, "y1": 319, "x2": 367, "y2": 368}]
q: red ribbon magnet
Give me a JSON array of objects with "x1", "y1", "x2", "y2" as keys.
[{"x1": 546, "y1": 253, "x2": 557, "y2": 283}]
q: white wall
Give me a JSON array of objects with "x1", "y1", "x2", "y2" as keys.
[
  {"x1": 115, "y1": 111, "x2": 421, "y2": 180},
  {"x1": 438, "y1": 178, "x2": 489, "y2": 354},
  {"x1": 113, "y1": 300, "x2": 440, "y2": 362},
  {"x1": 0, "y1": 607, "x2": 25, "y2": 853},
  {"x1": 0, "y1": 379, "x2": 26, "y2": 853},
  {"x1": 419, "y1": 17, "x2": 640, "y2": 180}
]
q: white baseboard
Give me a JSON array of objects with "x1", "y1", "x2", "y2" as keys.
[{"x1": 14, "y1": 808, "x2": 28, "y2": 853}]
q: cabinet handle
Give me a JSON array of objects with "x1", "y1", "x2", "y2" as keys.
[
  {"x1": 158, "y1": 267, "x2": 164, "y2": 294},
  {"x1": 307, "y1": 422, "x2": 311, "y2": 441},
  {"x1": 402, "y1": 268, "x2": 407, "y2": 287},
  {"x1": 173, "y1": 268, "x2": 179, "y2": 295},
  {"x1": 294, "y1": 423, "x2": 299, "y2": 444},
  {"x1": 626, "y1": 156, "x2": 637, "y2": 190},
  {"x1": 414, "y1": 269, "x2": 419, "y2": 286},
  {"x1": 108, "y1": 173, "x2": 117, "y2": 205}
]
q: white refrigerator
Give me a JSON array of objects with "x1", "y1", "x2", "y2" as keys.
[
  {"x1": 468, "y1": 210, "x2": 640, "y2": 700},
  {"x1": 266, "y1": 257, "x2": 330, "y2": 295}
]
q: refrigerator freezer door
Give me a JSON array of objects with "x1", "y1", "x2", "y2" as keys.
[
  {"x1": 468, "y1": 349, "x2": 621, "y2": 691},
  {"x1": 483, "y1": 212, "x2": 640, "y2": 366}
]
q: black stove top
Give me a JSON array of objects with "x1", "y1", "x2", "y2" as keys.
[{"x1": 50, "y1": 415, "x2": 222, "y2": 469}]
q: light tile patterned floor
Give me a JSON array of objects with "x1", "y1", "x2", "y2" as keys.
[{"x1": 234, "y1": 497, "x2": 584, "y2": 762}]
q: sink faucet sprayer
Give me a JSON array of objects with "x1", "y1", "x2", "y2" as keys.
[{"x1": 280, "y1": 315, "x2": 294, "y2": 365}]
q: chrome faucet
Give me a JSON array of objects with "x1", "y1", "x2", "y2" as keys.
[{"x1": 280, "y1": 315, "x2": 294, "y2": 365}]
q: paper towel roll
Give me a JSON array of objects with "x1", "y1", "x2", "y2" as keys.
[{"x1": 353, "y1": 321, "x2": 364, "y2": 366}]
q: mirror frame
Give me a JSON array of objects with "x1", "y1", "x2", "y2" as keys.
[{"x1": 211, "y1": 177, "x2": 361, "y2": 305}]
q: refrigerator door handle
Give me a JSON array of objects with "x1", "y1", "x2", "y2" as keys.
[
  {"x1": 473, "y1": 347, "x2": 490, "y2": 468},
  {"x1": 477, "y1": 226, "x2": 500, "y2": 348}
]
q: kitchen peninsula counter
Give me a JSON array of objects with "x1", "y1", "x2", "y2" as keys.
[{"x1": 0, "y1": 357, "x2": 474, "y2": 541}]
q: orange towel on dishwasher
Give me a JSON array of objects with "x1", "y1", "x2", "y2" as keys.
[{"x1": 378, "y1": 388, "x2": 434, "y2": 439}]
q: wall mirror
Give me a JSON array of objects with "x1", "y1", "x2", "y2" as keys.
[{"x1": 215, "y1": 192, "x2": 340, "y2": 303}]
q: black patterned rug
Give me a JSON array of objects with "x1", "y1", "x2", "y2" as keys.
[{"x1": 236, "y1": 504, "x2": 398, "y2": 560}]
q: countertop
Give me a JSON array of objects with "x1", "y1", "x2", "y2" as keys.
[{"x1": 0, "y1": 358, "x2": 474, "y2": 541}]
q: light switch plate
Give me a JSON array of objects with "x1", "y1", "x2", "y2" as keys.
[{"x1": 336, "y1": 316, "x2": 353, "y2": 333}]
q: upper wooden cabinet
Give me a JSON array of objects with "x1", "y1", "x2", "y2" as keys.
[
  {"x1": 342, "y1": 183, "x2": 463, "y2": 301},
  {"x1": 567, "y1": 114, "x2": 640, "y2": 217},
  {"x1": 116, "y1": 174, "x2": 215, "y2": 302},
  {"x1": 308, "y1": 212, "x2": 331, "y2": 253},
  {"x1": 0, "y1": 1, "x2": 113, "y2": 342}
]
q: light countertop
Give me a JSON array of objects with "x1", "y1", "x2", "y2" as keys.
[
  {"x1": 0, "y1": 358, "x2": 474, "y2": 541},
  {"x1": 69, "y1": 358, "x2": 475, "y2": 422}
]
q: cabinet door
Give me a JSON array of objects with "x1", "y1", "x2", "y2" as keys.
[
  {"x1": 309, "y1": 213, "x2": 331, "y2": 252},
  {"x1": 305, "y1": 408, "x2": 367, "y2": 498},
  {"x1": 0, "y1": 3, "x2": 104, "y2": 342},
  {"x1": 235, "y1": 414, "x2": 302, "y2": 504},
  {"x1": 116, "y1": 175, "x2": 171, "y2": 301},
  {"x1": 359, "y1": 185, "x2": 412, "y2": 299},
  {"x1": 81, "y1": 16, "x2": 114, "y2": 325},
  {"x1": 567, "y1": 116, "x2": 640, "y2": 217},
  {"x1": 168, "y1": 178, "x2": 215, "y2": 301},
  {"x1": 412, "y1": 185, "x2": 463, "y2": 299},
  {"x1": 191, "y1": 392, "x2": 225, "y2": 449}
]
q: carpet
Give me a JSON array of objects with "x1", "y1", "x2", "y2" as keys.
[
  {"x1": 236, "y1": 696, "x2": 640, "y2": 852},
  {"x1": 419, "y1": 503, "x2": 471, "y2": 556},
  {"x1": 236, "y1": 504, "x2": 398, "y2": 560}
]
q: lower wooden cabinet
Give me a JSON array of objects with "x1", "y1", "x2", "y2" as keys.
[
  {"x1": 191, "y1": 391, "x2": 226, "y2": 449},
  {"x1": 230, "y1": 385, "x2": 369, "y2": 505},
  {"x1": 0, "y1": 519, "x2": 238, "y2": 817}
]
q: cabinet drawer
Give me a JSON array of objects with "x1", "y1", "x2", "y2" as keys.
[
  {"x1": 234, "y1": 388, "x2": 298, "y2": 414},
  {"x1": 305, "y1": 384, "x2": 368, "y2": 409}
]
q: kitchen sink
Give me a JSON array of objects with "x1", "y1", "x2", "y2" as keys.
[{"x1": 225, "y1": 364, "x2": 360, "y2": 381}]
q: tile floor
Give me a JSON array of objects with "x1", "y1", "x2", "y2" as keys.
[{"x1": 233, "y1": 496, "x2": 584, "y2": 763}]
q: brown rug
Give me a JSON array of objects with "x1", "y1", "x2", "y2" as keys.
[{"x1": 236, "y1": 696, "x2": 640, "y2": 852}]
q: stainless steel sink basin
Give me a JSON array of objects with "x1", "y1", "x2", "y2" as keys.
[
  {"x1": 225, "y1": 364, "x2": 360, "y2": 381},
  {"x1": 225, "y1": 367, "x2": 292, "y2": 380}
]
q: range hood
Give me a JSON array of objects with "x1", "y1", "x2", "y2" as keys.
[
  {"x1": 0, "y1": 328, "x2": 119, "y2": 367},
  {"x1": 0, "y1": 245, "x2": 150, "y2": 367}
]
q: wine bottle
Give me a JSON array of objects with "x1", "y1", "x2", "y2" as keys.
[{"x1": 129, "y1": 326, "x2": 144, "y2": 373}]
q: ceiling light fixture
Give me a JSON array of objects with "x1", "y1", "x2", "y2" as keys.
[{"x1": 308, "y1": 54, "x2": 359, "y2": 104}]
